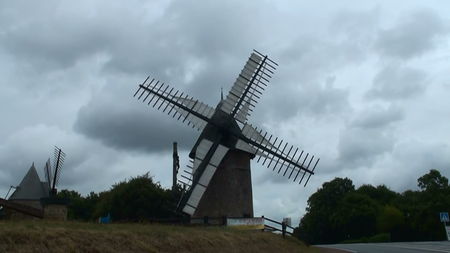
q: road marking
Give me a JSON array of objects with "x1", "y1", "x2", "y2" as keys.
[
  {"x1": 317, "y1": 242, "x2": 450, "y2": 253},
  {"x1": 388, "y1": 245, "x2": 450, "y2": 253},
  {"x1": 314, "y1": 246, "x2": 357, "y2": 253}
]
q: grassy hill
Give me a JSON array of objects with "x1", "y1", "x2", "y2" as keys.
[{"x1": 0, "y1": 221, "x2": 320, "y2": 253}]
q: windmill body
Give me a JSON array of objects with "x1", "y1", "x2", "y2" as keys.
[
  {"x1": 192, "y1": 149, "x2": 253, "y2": 218},
  {"x1": 186, "y1": 105, "x2": 255, "y2": 218},
  {"x1": 134, "y1": 50, "x2": 320, "y2": 218}
]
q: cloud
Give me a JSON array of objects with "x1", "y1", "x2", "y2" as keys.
[
  {"x1": 329, "y1": 7, "x2": 380, "y2": 51},
  {"x1": 351, "y1": 105, "x2": 404, "y2": 129},
  {"x1": 99, "y1": 0, "x2": 274, "y2": 80},
  {"x1": 256, "y1": 74, "x2": 351, "y2": 124},
  {"x1": 74, "y1": 80, "x2": 197, "y2": 153},
  {"x1": 366, "y1": 140, "x2": 450, "y2": 192},
  {"x1": 374, "y1": 9, "x2": 448, "y2": 59},
  {"x1": 0, "y1": 2, "x2": 113, "y2": 71},
  {"x1": 337, "y1": 105, "x2": 403, "y2": 168},
  {"x1": 338, "y1": 127, "x2": 395, "y2": 168},
  {"x1": 366, "y1": 65, "x2": 427, "y2": 100},
  {"x1": 394, "y1": 140, "x2": 450, "y2": 176}
]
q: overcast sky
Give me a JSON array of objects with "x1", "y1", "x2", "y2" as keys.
[{"x1": 1, "y1": 0, "x2": 449, "y2": 224}]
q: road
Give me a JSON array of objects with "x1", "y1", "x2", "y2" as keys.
[{"x1": 317, "y1": 241, "x2": 450, "y2": 253}]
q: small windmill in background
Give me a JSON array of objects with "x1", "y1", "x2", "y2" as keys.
[
  {"x1": 44, "y1": 146, "x2": 66, "y2": 197},
  {"x1": 2, "y1": 146, "x2": 69, "y2": 220}
]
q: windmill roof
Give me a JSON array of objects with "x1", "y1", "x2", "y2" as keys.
[{"x1": 9, "y1": 163, "x2": 49, "y2": 200}]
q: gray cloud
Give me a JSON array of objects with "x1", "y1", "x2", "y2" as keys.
[
  {"x1": 328, "y1": 7, "x2": 380, "y2": 57},
  {"x1": 278, "y1": 35, "x2": 368, "y2": 84},
  {"x1": 338, "y1": 127, "x2": 395, "y2": 168},
  {"x1": 367, "y1": 65, "x2": 427, "y2": 100},
  {"x1": 380, "y1": 140, "x2": 450, "y2": 191},
  {"x1": 374, "y1": 9, "x2": 448, "y2": 59},
  {"x1": 351, "y1": 105, "x2": 404, "y2": 129},
  {"x1": 337, "y1": 105, "x2": 403, "y2": 168},
  {"x1": 305, "y1": 76, "x2": 351, "y2": 116},
  {"x1": 0, "y1": 2, "x2": 112, "y2": 71},
  {"x1": 255, "y1": 9, "x2": 381, "y2": 123},
  {"x1": 100, "y1": 0, "x2": 272, "y2": 82},
  {"x1": 395, "y1": 141, "x2": 450, "y2": 176},
  {"x1": 255, "y1": 74, "x2": 351, "y2": 124},
  {"x1": 74, "y1": 81, "x2": 197, "y2": 153}
]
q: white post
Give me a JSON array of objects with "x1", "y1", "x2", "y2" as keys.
[
  {"x1": 440, "y1": 212, "x2": 450, "y2": 241},
  {"x1": 445, "y1": 223, "x2": 450, "y2": 241}
]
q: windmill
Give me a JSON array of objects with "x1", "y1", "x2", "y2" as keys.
[
  {"x1": 133, "y1": 50, "x2": 319, "y2": 218},
  {"x1": 44, "y1": 146, "x2": 66, "y2": 197}
]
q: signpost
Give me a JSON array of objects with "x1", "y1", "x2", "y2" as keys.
[
  {"x1": 440, "y1": 212, "x2": 449, "y2": 241},
  {"x1": 446, "y1": 226, "x2": 450, "y2": 241},
  {"x1": 440, "y1": 212, "x2": 449, "y2": 222}
]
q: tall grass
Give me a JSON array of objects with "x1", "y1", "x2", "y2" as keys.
[{"x1": 0, "y1": 221, "x2": 317, "y2": 253}]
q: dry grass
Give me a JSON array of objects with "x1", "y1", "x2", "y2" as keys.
[{"x1": 0, "y1": 220, "x2": 320, "y2": 253}]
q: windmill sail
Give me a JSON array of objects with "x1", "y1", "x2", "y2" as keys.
[
  {"x1": 171, "y1": 97, "x2": 215, "y2": 131},
  {"x1": 134, "y1": 78, "x2": 215, "y2": 131},
  {"x1": 44, "y1": 158, "x2": 52, "y2": 189},
  {"x1": 179, "y1": 158, "x2": 194, "y2": 187},
  {"x1": 182, "y1": 139, "x2": 229, "y2": 215},
  {"x1": 220, "y1": 50, "x2": 277, "y2": 124},
  {"x1": 235, "y1": 96, "x2": 252, "y2": 124},
  {"x1": 238, "y1": 124, "x2": 319, "y2": 186},
  {"x1": 218, "y1": 50, "x2": 317, "y2": 185},
  {"x1": 51, "y1": 146, "x2": 66, "y2": 193}
]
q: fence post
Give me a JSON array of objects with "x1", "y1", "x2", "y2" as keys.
[{"x1": 262, "y1": 216, "x2": 265, "y2": 232}]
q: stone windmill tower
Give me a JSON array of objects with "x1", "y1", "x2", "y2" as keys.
[{"x1": 134, "y1": 50, "x2": 319, "y2": 218}]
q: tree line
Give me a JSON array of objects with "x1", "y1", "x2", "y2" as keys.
[
  {"x1": 57, "y1": 173, "x2": 183, "y2": 222},
  {"x1": 295, "y1": 169, "x2": 450, "y2": 244},
  {"x1": 59, "y1": 168, "x2": 449, "y2": 244}
]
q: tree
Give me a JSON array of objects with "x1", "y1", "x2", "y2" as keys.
[
  {"x1": 332, "y1": 192, "x2": 379, "y2": 241},
  {"x1": 418, "y1": 169, "x2": 449, "y2": 192},
  {"x1": 377, "y1": 205, "x2": 404, "y2": 233},
  {"x1": 297, "y1": 177, "x2": 355, "y2": 244},
  {"x1": 93, "y1": 173, "x2": 178, "y2": 221},
  {"x1": 58, "y1": 190, "x2": 100, "y2": 221},
  {"x1": 357, "y1": 185, "x2": 398, "y2": 205},
  {"x1": 296, "y1": 169, "x2": 450, "y2": 244},
  {"x1": 306, "y1": 177, "x2": 355, "y2": 212}
]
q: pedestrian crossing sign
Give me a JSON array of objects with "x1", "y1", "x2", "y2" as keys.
[{"x1": 440, "y1": 212, "x2": 449, "y2": 222}]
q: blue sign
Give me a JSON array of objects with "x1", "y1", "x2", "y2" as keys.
[
  {"x1": 99, "y1": 213, "x2": 111, "y2": 224},
  {"x1": 440, "y1": 212, "x2": 449, "y2": 222}
]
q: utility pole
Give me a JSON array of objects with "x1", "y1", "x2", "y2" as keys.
[{"x1": 172, "y1": 142, "x2": 179, "y2": 191}]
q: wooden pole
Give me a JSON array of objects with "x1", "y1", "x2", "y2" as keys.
[{"x1": 172, "y1": 142, "x2": 179, "y2": 191}]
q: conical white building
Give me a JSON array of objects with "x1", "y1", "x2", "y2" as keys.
[{"x1": 8, "y1": 163, "x2": 50, "y2": 210}]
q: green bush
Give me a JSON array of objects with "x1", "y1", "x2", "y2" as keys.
[
  {"x1": 368, "y1": 233, "x2": 391, "y2": 243},
  {"x1": 340, "y1": 233, "x2": 390, "y2": 244},
  {"x1": 58, "y1": 173, "x2": 183, "y2": 221}
]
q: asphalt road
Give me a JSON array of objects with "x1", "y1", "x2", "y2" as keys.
[{"x1": 317, "y1": 241, "x2": 450, "y2": 253}]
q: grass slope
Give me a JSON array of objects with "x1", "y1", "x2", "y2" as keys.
[{"x1": 0, "y1": 221, "x2": 320, "y2": 253}]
